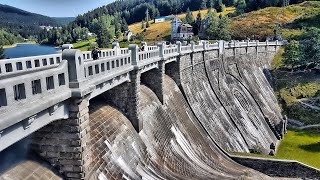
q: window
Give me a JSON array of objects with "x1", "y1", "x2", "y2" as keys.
[
  {"x1": 88, "y1": 66, "x2": 93, "y2": 76},
  {"x1": 58, "y1": 73, "x2": 65, "y2": 86},
  {"x1": 26, "y1": 61, "x2": 32, "y2": 69},
  {"x1": 16, "y1": 62, "x2": 23, "y2": 70},
  {"x1": 46, "y1": 76, "x2": 54, "y2": 90},
  {"x1": 13, "y1": 83, "x2": 26, "y2": 100},
  {"x1": 101, "y1": 63, "x2": 105, "y2": 72},
  {"x1": 0, "y1": 89, "x2": 7, "y2": 107},
  {"x1": 128, "y1": 57, "x2": 131, "y2": 64},
  {"x1": 34, "y1": 60, "x2": 40, "y2": 67},
  {"x1": 50, "y1": 58, "x2": 54, "y2": 65},
  {"x1": 56, "y1": 57, "x2": 61, "y2": 63},
  {"x1": 5, "y1": 63, "x2": 13, "y2": 72},
  {"x1": 112, "y1": 61, "x2": 115, "y2": 68},
  {"x1": 32, "y1": 79, "x2": 42, "y2": 94},
  {"x1": 107, "y1": 62, "x2": 110, "y2": 70},
  {"x1": 42, "y1": 59, "x2": 47, "y2": 66},
  {"x1": 95, "y1": 65, "x2": 99, "y2": 74},
  {"x1": 116, "y1": 60, "x2": 119, "y2": 67}
]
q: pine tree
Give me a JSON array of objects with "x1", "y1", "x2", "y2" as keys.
[
  {"x1": 195, "y1": 10, "x2": 202, "y2": 35},
  {"x1": 0, "y1": 45, "x2": 5, "y2": 59},
  {"x1": 185, "y1": 8, "x2": 195, "y2": 24},
  {"x1": 94, "y1": 15, "x2": 115, "y2": 48},
  {"x1": 217, "y1": 16, "x2": 231, "y2": 40},
  {"x1": 303, "y1": 29, "x2": 320, "y2": 65},
  {"x1": 201, "y1": 0, "x2": 207, "y2": 10},
  {"x1": 214, "y1": 0, "x2": 225, "y2": 13},
  {"x1": 145, "y1": 9, "x2": 150, "y2": 28},
  {"x1": 205, "y1": 10, "x2": 219, "y2": 39},
  {"x1": 283, "y1": 40, "x2": 303, "y2": 70},
  {"x1": 141, "y1": 20, "x2": 145, "y2": 29},
  {"x1": 209, "y1": 0, "x2": 214, "y2": 8},
  {"x1": 236, "y1": 0, "x2": 247, "y2": 14},
  {"x1": 121, "y1": 18, "x2": 129, "y2": 32}
]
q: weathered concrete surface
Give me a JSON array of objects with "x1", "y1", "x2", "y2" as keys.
[
  {"x1": 0, "y1": 139, "x2": 63, "y2": 180},
  {"x1": 179, "y1": 46, "x2": 282, "y2": 154},
  {"x1": 82, "y1": 75, "x2": 272, "y2": 179}
]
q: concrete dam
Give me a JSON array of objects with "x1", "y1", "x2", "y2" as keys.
[{"x1": 0, "y1": 41, "x2": 294, "y2": 179}]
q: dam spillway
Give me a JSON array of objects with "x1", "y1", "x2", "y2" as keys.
[{"x1": 0, "y1": 41, "x2": 290, "y2": 179}]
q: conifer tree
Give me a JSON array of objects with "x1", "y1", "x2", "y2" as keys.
[
  {"x1": 145, "y1": 9, "x2": 150, "y2": 28},
  {"x1": 214, "y1": 0, "x2": 225, "y2": 13},
  {"x1": 0, "y1": 45, "x2": 5, "y2": 59},
  {"x1": 185, "y1": 8, "x2": 195, "y2": 24},
  {"x1": 195, "y1": 10, "x2": 202, "y2": 35},
  {"x1": 201, "y1": 0, "x2": 207, "y2": 10},
  {"x1": 217, "y1": 15, "x2": 231, "y2": 40},
  {"x1": 205, "y1": 10, "x2": 219, "y2": 39},
  {"x1": 236, "y1": 0, "x2": 247, "y2": 14},
  {"x1": 209, "y1": 0, "x2": 214, "y2": 8},
  {"x1": 283, "y1": 40, "x2": 302, "y2": 70}
]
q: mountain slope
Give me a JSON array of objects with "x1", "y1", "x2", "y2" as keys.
[
  {"x1": 52, "y1": 17, "x2": 75, "y2": 26},
  {"x1": 230, "y1": 1, "x2": 320, "y2": 40},
  {"x1": 0, "y1": 4, "x2": 59, "y2": 38}
]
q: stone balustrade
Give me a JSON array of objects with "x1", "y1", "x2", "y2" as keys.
[{"x1": 0, "y1": 53, "x2": 62, "y2": 78}]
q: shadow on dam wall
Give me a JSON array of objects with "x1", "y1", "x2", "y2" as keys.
[{"x1": 0, "y1": 49, "x2": 285, "y2": 179}]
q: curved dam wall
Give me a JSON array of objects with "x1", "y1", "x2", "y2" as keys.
[
  {"x1": 83, "y1": 75, "x2": 271, "y2": 179},
  {"x1": 178, "y1": 45, "x2": 282, "y2": 154}
]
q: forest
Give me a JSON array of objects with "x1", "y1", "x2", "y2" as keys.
[
  {"x1": 0, "y1": 4, "x2": 59, "y2": 40},
  {"x1": 0, "y1": 0, "x2": 311, "y2": 47}
]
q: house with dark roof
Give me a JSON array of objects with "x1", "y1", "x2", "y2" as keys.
[{"x1": 171, "y1": 15, "x2": 194, "y2": 41}]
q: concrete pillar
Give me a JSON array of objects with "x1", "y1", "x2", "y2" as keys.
[
  {"x1": 177, "y1": 41, "x2": 182, "y2": 54},
  {"x1": 190, "y1": 41, "x2": 195, "y2": 51},
  {"x1": 129, "y1": 44, "x2": 139, "y2": 66},
  {"x1": 31, "y1": 97, "x2": 90, "y2": 179},
  {"x1": 103, "y1": 70, "x2": 141, "y2": 132},
  {"x1": 62, "y1": 49, "x2": 85, "y2": 89},
  {"x1": 218, "y1": 40, "x2": 225, "y2": 57},
  {"x1": 103, "y1": 45, "x2": 142, "y2": 131},
  {"x1": 157, "y1": 41, "x2": 166, "y2": 58},
  {"x1": 202, "y1": 40, "x2": 208, "y2": 50}
]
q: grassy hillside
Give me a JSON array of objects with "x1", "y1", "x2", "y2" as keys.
[
  {"x1": 232, "y1": 129, "x2": 320, "y2": 169},
  {"x1": 129, "y1": 7, "x2": 235, "y2": 42},
  {"x1": 231, "y1": 1, "x2": 320, "y2": 40}
]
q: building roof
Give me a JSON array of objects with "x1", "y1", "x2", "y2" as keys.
[
  {"x1": 155, "y1": 16, "x2": 166, "y2": 19},
  {"x1": 180, "y1": 24, "x2": 193, "y2": 28}
]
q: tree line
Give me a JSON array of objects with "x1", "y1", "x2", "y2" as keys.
[
  {"x1": 283, "y1": 28, "x2": 320, "y2": 70},
  {"x1": 183, "y1": 8, "x2": 231, "y2": 40}
]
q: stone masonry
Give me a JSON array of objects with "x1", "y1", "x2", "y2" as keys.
[{"x1": 31, "y1": 97, "x2": 90, "y2": 179}]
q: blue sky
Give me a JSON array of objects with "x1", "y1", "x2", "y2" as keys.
[{"x1": 1, "y1": 0, "x2": 114, "y2": 17}]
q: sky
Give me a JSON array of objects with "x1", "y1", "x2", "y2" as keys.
[{"x1": 1, "y1": 0, "x2": 114, "y2": 17}]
